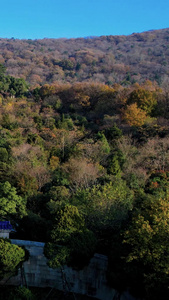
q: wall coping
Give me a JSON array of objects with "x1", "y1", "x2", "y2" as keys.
[{"x1": 11, "y1": 239, "x2": 45, "y2": 247}]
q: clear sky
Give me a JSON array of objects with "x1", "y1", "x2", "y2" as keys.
[{"x1": 0, "y1": 0, "x2": 168, "y2": 39}]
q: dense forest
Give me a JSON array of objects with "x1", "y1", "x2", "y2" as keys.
[
  {"x1": 1, "y1": 29, "x2": 169, "y2": 300},
  {"x1": 0, "y1": 28, "x2": 169, "y2": 87}
]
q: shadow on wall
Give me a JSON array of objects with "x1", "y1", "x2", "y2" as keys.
[
  {"x1": 0, "y1": 239, "x2": 138, "y2": 300},
  {"x1": 0, "y1": 239, "x2": 115, "y2": 300}
]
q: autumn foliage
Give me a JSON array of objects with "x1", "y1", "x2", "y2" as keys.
[
  {"x1": 0, "y1": 57, "x2": 169, "y2": 298},
  {"x1": 122, "y1": 103, "x2": 147, "y2": 126}
]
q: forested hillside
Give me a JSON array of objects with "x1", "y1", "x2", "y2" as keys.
[
  {"x1": 1, "y1": 29, "x2": 169, "y2": 299},
  {"x1": 0, "y1": 28, "x2": 169, "y2": 86}
]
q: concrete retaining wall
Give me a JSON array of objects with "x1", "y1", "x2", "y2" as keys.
[
  {"x1": 0, "y1": 239, "x2": 137, "y2": 300},
  {"x1": 0, "y1": 230, "x2": 10, "y2": 238},
  {"x1": 0, "y1": 239, "x2": 115, "y2": 299}
]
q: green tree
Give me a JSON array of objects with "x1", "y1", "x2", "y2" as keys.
[
  {"x1": 0, "y1": 181, "x2": 26, "y2": 219},
  {"x1": 9, "y1": 77, "x2": 28, "y2": 97},
  {"x1": 0, "y1": 238, "x2": 25, "y2": 279},
  {"x1": 72, "y1": 179, "x2": 134, "y2": 234},
  {"x1": 0, "y1": 63, "x2": 6, "y2": 77},
  {"x1": 9, "y1": 287, "x2": 35, "y2": 300},
  {"x1": 104, "y1": 123, "x2": 122, "y2": 141},
  {"x1": 0, "y1": 147, "x2": 8, "y2": 162},
  {"x1": 46, "y1": 185, "x2": 70, "y2": 215},
  {"x1": 107, "y1": 154, "x2": 122, "y2": 176},
  {"x1": 50, "y1": 205, "x2": 85, "y2": 243},
  {"x1": 96, "y1": 132, "x2": 110, "y2": 157},
  {"x1": 123, "y1": 194, "x2": 169, "y2": 299},
  {"x1": 44, "y1": 205, "x2": 96, "y2": 269},
  {"x1": 0, "y1": 73, "x2": 28, "y2": 98}
]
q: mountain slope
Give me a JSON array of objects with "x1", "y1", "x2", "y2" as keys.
[{"x1": 0, "y1": 28, "x2": 169, "y2": 86}]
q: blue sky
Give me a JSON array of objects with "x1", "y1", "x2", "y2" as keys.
[{"x1": 0, "y1": 0, "x2": 168, "y2": 39}]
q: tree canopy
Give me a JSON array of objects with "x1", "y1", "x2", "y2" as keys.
[
  {"x1": 0, "y1": 65, "x2": 169, "y2": 298},
  {"x1": 44, "y1": 205, "x2": 96, "y2": 269},
  {"x1": 0, "y1": 181, "x2": 26, "y2": 220},
  {"x1": 123, "y1": 194, "x2": 169, "y2": 298},
  {"x1": 0, "y1": 238, "x2": 25, "y2": 279}
]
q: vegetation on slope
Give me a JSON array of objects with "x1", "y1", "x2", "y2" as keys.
[
  {"x1": 0, "y1": 28, "x2": 169, "y2": 86},
  {"x1": 0, "y1": 58, "x2": 169, "y2": 299}
]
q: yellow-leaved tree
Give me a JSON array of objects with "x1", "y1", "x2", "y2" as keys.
[
  {"x1": 122, "y1": 103, "x2": 147, "y2": 127},
  {"x1": 127, "y1": 87, "x2": 157, "y2": 115}
]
